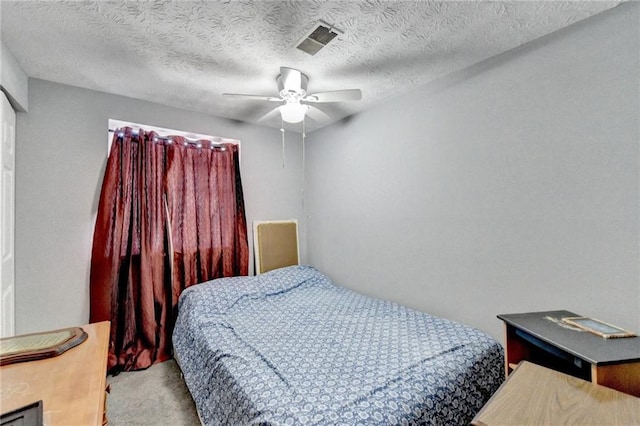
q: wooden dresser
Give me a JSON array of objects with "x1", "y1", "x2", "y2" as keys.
[
  {"x1": 0, "y1": 321, "x2": 110, "y2": 425},
  {"x1": 472, "y1": 361, "x2": 640, "y2": 425}
]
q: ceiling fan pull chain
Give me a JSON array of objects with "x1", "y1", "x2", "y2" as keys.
[
  {"x1": 302, "y1": 118, "x2": 306, "y2": 211},
  {"x1": 281, "y1": 118, "x2": 286, "y2": 169}
]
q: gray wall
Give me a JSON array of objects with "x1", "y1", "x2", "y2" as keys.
[
  {"x1": 305, "y1": 3, "x2": 639, "y2": 341},
  {"x1": 15, "y1": 79, "x2": 306, "y2": 333}
]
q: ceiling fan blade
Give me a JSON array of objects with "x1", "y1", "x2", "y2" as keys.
[
  {"x1": 223, "y1": 93, "x2": 282, "y2": 102},
  {"x1": 256, "y1": 107, "x2": 282, "y2": 123},
  {"x1": 304, "y1": 89, "x2": 362, "y2": 103},
  {"x1": 305, "y1": 105, "x2": 330, "y2": 122}
]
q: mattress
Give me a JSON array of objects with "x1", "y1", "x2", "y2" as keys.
[{"x1": 173, "y1": 265, "x2": 503, "y2": 425}]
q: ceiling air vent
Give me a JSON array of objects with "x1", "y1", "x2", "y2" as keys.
[{"x1": 296, "y1": 21, "x2": 342, "y2": 56}]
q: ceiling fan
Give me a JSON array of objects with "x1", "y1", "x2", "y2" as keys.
[{"x1": 223, "y1": 67, "x2": 362, "y2": 124}]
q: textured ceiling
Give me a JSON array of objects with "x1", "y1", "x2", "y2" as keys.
[{"x1": 1, "y1": 1, "x2": 621, "y2": 132}]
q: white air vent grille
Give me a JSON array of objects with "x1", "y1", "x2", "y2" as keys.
[{"x1": 296, "y1": 21, "x2": 342, "y2": 56}]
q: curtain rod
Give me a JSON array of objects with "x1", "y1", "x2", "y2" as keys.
[{"x1": 108, "y1": 128, "x2": 231, "y2": 147}]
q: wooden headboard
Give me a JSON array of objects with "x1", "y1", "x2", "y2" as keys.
[{"x1": 253, "y1": 220, "x2": 299, "y2": 274}]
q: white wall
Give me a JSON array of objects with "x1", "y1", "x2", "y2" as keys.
[
  {"x1": 15, "y1": 79, "x2": 306, "y2": 334},
  {"x1": 305, "y1": 3, "x2": 639, "y2": 341}
]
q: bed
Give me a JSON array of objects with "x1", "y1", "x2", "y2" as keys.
[{"x1": 173, "y1": 265, "x2": 504, "y2": 425}]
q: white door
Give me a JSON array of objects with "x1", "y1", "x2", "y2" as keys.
[{"x1": 0, "y1": 92, "x2": 16, "y2": 337}]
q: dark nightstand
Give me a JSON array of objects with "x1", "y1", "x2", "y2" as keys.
[{"x1": 498, "y1": 310, "x2": 640, "y2": 397}]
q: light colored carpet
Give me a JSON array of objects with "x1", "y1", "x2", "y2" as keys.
[{"x1": 106, "y1": 359, "x2": 201, "y2": 425}]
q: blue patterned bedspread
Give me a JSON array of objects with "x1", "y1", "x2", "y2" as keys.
[{"x1": 173, "y1": 265, "x2": 503, "y2": 425}]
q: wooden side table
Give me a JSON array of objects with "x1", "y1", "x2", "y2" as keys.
[
  {"x1": 472, "y1": 361, "x2": 640, "y2": 425},
  {"x1": 498, "y1": 311, "x2": 640, "y2": 397},
  {"x1": 0, "y1": 321, "x2": 110, "y2": 425}
]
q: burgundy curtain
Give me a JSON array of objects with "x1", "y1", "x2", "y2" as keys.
[
  {"x1": 165, "y1": 138, "x2": 248, "y2": 297},
  {"x1": 90, "y1": 128, "x2": 248, "y2": 372}
]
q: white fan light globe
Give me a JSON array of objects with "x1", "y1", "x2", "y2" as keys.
[{"x1": 279, "y1": 103, "x2": 308, "y2": 123}]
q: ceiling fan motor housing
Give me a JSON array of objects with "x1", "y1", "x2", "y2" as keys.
[{"x1": 278, "y1": 67, "x2": 308, "y2": 100}]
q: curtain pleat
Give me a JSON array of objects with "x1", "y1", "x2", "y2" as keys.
[
  {"x1": 232, "y1": 149, "x2": 249, "y2": 276},
  {"x1": 90, "y1": 128, "x2": 248, "y2": 372}
]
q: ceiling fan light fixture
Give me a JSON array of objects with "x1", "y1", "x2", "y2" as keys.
[
  {"x1": 279, "y1": 102, "x2": 308, "y2": 123},
  {"x1": 224, "y1": 67, "x2": 361, "y2": 125}
]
